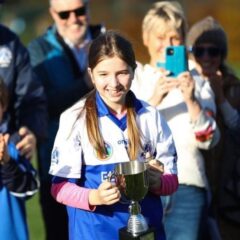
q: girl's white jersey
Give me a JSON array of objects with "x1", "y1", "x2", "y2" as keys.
[
  {"x1": 49, "y1": 92, "x2": 177, "y2": 240},
  {"x1": 49, "y1": 92, "x2": 177, "y2": 179}
]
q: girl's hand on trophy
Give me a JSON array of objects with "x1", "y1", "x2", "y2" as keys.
[
  {"x1": 147, "y1": 159, "x2": 163, "y2": 191},
  {"x1": 147, "y1": 159, "x2": 164, "y2": 173},
  {"x1": 89, "y1": 181, "x2": 120, "y2": 206},
  {"x1": 148, "y1": 168, "x2": 162, "y2": 190}
]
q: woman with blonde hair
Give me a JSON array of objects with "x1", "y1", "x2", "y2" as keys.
[{"x1": 131, "y1": 2, "x2": 220, "y2": 239}]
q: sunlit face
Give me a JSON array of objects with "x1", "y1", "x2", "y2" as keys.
[
  {"x1": 50, "y1": 0, "x2": 89, "y2": 46},
  {"x1": 143, "y1": 23, "x2": 183, "y2": 66},
  {"x1": 88, "y1": 56, "x2": 134, "y2": 112},
  {"x1": 193, "y1": 43, "x2": 222, "y2": 77}
]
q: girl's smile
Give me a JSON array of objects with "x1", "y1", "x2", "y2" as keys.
[{"x1": 88, "y1": 56, "x2": 134, "y2": 113}]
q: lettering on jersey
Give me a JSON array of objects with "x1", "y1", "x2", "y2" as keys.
[
  {"x1": 51, "y1": 147, "x2": 59, "y2": 164},
  {"x1": 117, "y1": 139, "x2": 128, "y2": 147},
  {"x1": 94, "y1": 141, "x2": 113, "y2": 160},
  {"x1": 0, "y1": 47, "x2": 12, "y2": 67},
  {"x1": 101, "y1": 171, "x2": 116, "y2": 183}
]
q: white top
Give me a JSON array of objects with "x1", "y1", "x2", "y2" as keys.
[
  {"x1": 49, "y1": 94, "x2": 177, "y2": 180},
  {"x1": 131, "y1": 63, "x2": 220, "y2": 188},
  {"x1": 64, "y1": 30, "x2": 91, "y2": 71}
]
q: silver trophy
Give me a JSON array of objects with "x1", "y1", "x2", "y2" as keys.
[{"x1": 114, "y1": 160, "x2": 155, "y2": 239}]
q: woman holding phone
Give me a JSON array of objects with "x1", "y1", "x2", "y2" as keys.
[{"x1": 131, "y1": 2, "x2": 220, "y2": 240}]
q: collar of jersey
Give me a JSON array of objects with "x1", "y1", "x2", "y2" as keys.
[{"x1": 95, "y1": 91, "x2": 143, "y2": 131}]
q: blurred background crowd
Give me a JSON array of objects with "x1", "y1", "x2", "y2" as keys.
[
  {"x1": 0, "y1": 0, "x2": 240, "y2": 71},
  {"x1": 0, "y1": 1, "x2": 240, "y2": 240}
]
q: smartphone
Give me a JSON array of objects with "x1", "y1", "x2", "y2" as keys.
[{"x1": 165, "y1": 45, "x2": 188, "y2": 77}]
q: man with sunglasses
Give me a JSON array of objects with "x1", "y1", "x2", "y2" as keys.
[{"x1": 28, "y1": 0, "x2": 105, "y2": 239}]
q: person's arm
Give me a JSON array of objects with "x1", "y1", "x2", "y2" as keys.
[
  {"x1": 149, "y1": 110, "x2": 178, "y2": 196},
  {"x1": 1, "y1": 158, "x2": 39, "y2": 197},
  {"x1": 148, "y1": 72, "x2": 178, "y2": 107},
  {"x1": 152, "y1": 174, "x2": 178, "y2": 196},
  {"x1": 148, "y1": 78, "x2": 178, "y2": 107},
  {"x1": 147, "y1": 159, "x2": 178, "y2": 196},
  {"x1": 1, "y1": 135, "x2": 39, "y2": 197},
  {"x1": 207, "y1": 72, "x2": 240, "y2": 130},
  {"x1": 51, "y1": 178, "x2": 95, "y2": 211},
  {"x1": 16, "y1": 126, "x2": 36, "y2": 159},
  {"x1": 51, "y1": 177, "x2": 120, "y2": 210},
  {"x1": 178, "y1": 72, "x2": 220, "y2": 149}
]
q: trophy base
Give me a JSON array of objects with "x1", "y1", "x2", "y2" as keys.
[{"x1": 119, "y1": 227, "x2": 155, "y2": 240}]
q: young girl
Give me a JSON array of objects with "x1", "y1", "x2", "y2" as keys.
[{"x1": 49, "y1": 30, "x2": 178, "y2": 240}]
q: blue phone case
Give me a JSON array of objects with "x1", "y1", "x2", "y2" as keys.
[{"x1": 165, "y1": 46, "x2": 188, "y2": 77}]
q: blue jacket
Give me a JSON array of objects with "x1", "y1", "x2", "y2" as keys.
[
  {"x1": 0, "y1": 24, "x2": 47, "y2": 141},
  {"x1": 28, "y1": 24, "x2": 104, "y2": 181},
  {"x1": 0, "y1": 133, "x2": 39, "y2": 240}
]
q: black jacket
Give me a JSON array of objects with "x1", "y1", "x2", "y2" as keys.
[
  {"x1": 0, "y1": 132, "x2": 39, "y2": 197},
  {"x1": 0, "y1": 24, "x2": 47, "y2": 141}
]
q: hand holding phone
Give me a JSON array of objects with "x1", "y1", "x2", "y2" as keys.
[{"x1": 165, "y1": 45, "x2": 188, "y2": 77}]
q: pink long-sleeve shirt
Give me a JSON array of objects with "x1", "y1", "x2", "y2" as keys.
[{"x1": 51, "y1": 173, "x2": 178, "y2": 210}]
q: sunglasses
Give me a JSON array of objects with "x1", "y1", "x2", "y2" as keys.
[
  {"x1": 192, "y1": 46, "x2": 221, "y2": 58},
  {"x1": 56, "y1": 6, "x2": 87, "y2": 20}
]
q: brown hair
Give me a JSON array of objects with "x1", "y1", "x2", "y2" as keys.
[{"x1": 85, "y1": 30, "x2": 141, "y2": 160}]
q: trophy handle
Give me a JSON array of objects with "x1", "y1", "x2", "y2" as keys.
[{"x1": 107, "y1": 171, "x2": 130, "y2": 204}]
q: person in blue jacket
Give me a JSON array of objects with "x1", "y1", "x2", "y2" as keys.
[
  {"x1": 0, "y1": 17, "x2": 47, "y2": 159},
  {"x1": 0, "y1": 77, "x2": 39, "y2": 240},
  {"x1": 28, "y1": 0, "x2": 105, "y2": 239}
]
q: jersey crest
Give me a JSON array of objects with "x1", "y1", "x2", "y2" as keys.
[
  {"x1": 93, "y1": 141, "x2": 113, "y2": 160},
  {"x1": 0, "y1": 47, "x2": 12, "y2": 67}
]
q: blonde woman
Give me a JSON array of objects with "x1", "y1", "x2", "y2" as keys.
[{"x1": 131, "y1": 2, "x2": 220, "y2": 240}]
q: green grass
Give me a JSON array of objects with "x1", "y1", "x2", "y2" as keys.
[
  {"x1": 26, "y1": 193, "x2": 45, "y2": 240},
  {"x1": 26, "y1": 154, "x2": 45, "y2": 240}
]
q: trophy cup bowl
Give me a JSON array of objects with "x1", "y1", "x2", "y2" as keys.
[{"x1": 115, "y1": 160, "x2": 154, "y2": 239}]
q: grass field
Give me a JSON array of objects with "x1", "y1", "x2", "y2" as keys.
[
  {"x1": 26, "y1": 155, "x2": 45, "y2": 240},
  {"x1": 27, "y1": 193, "x2": 45, "y2": 240}
]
